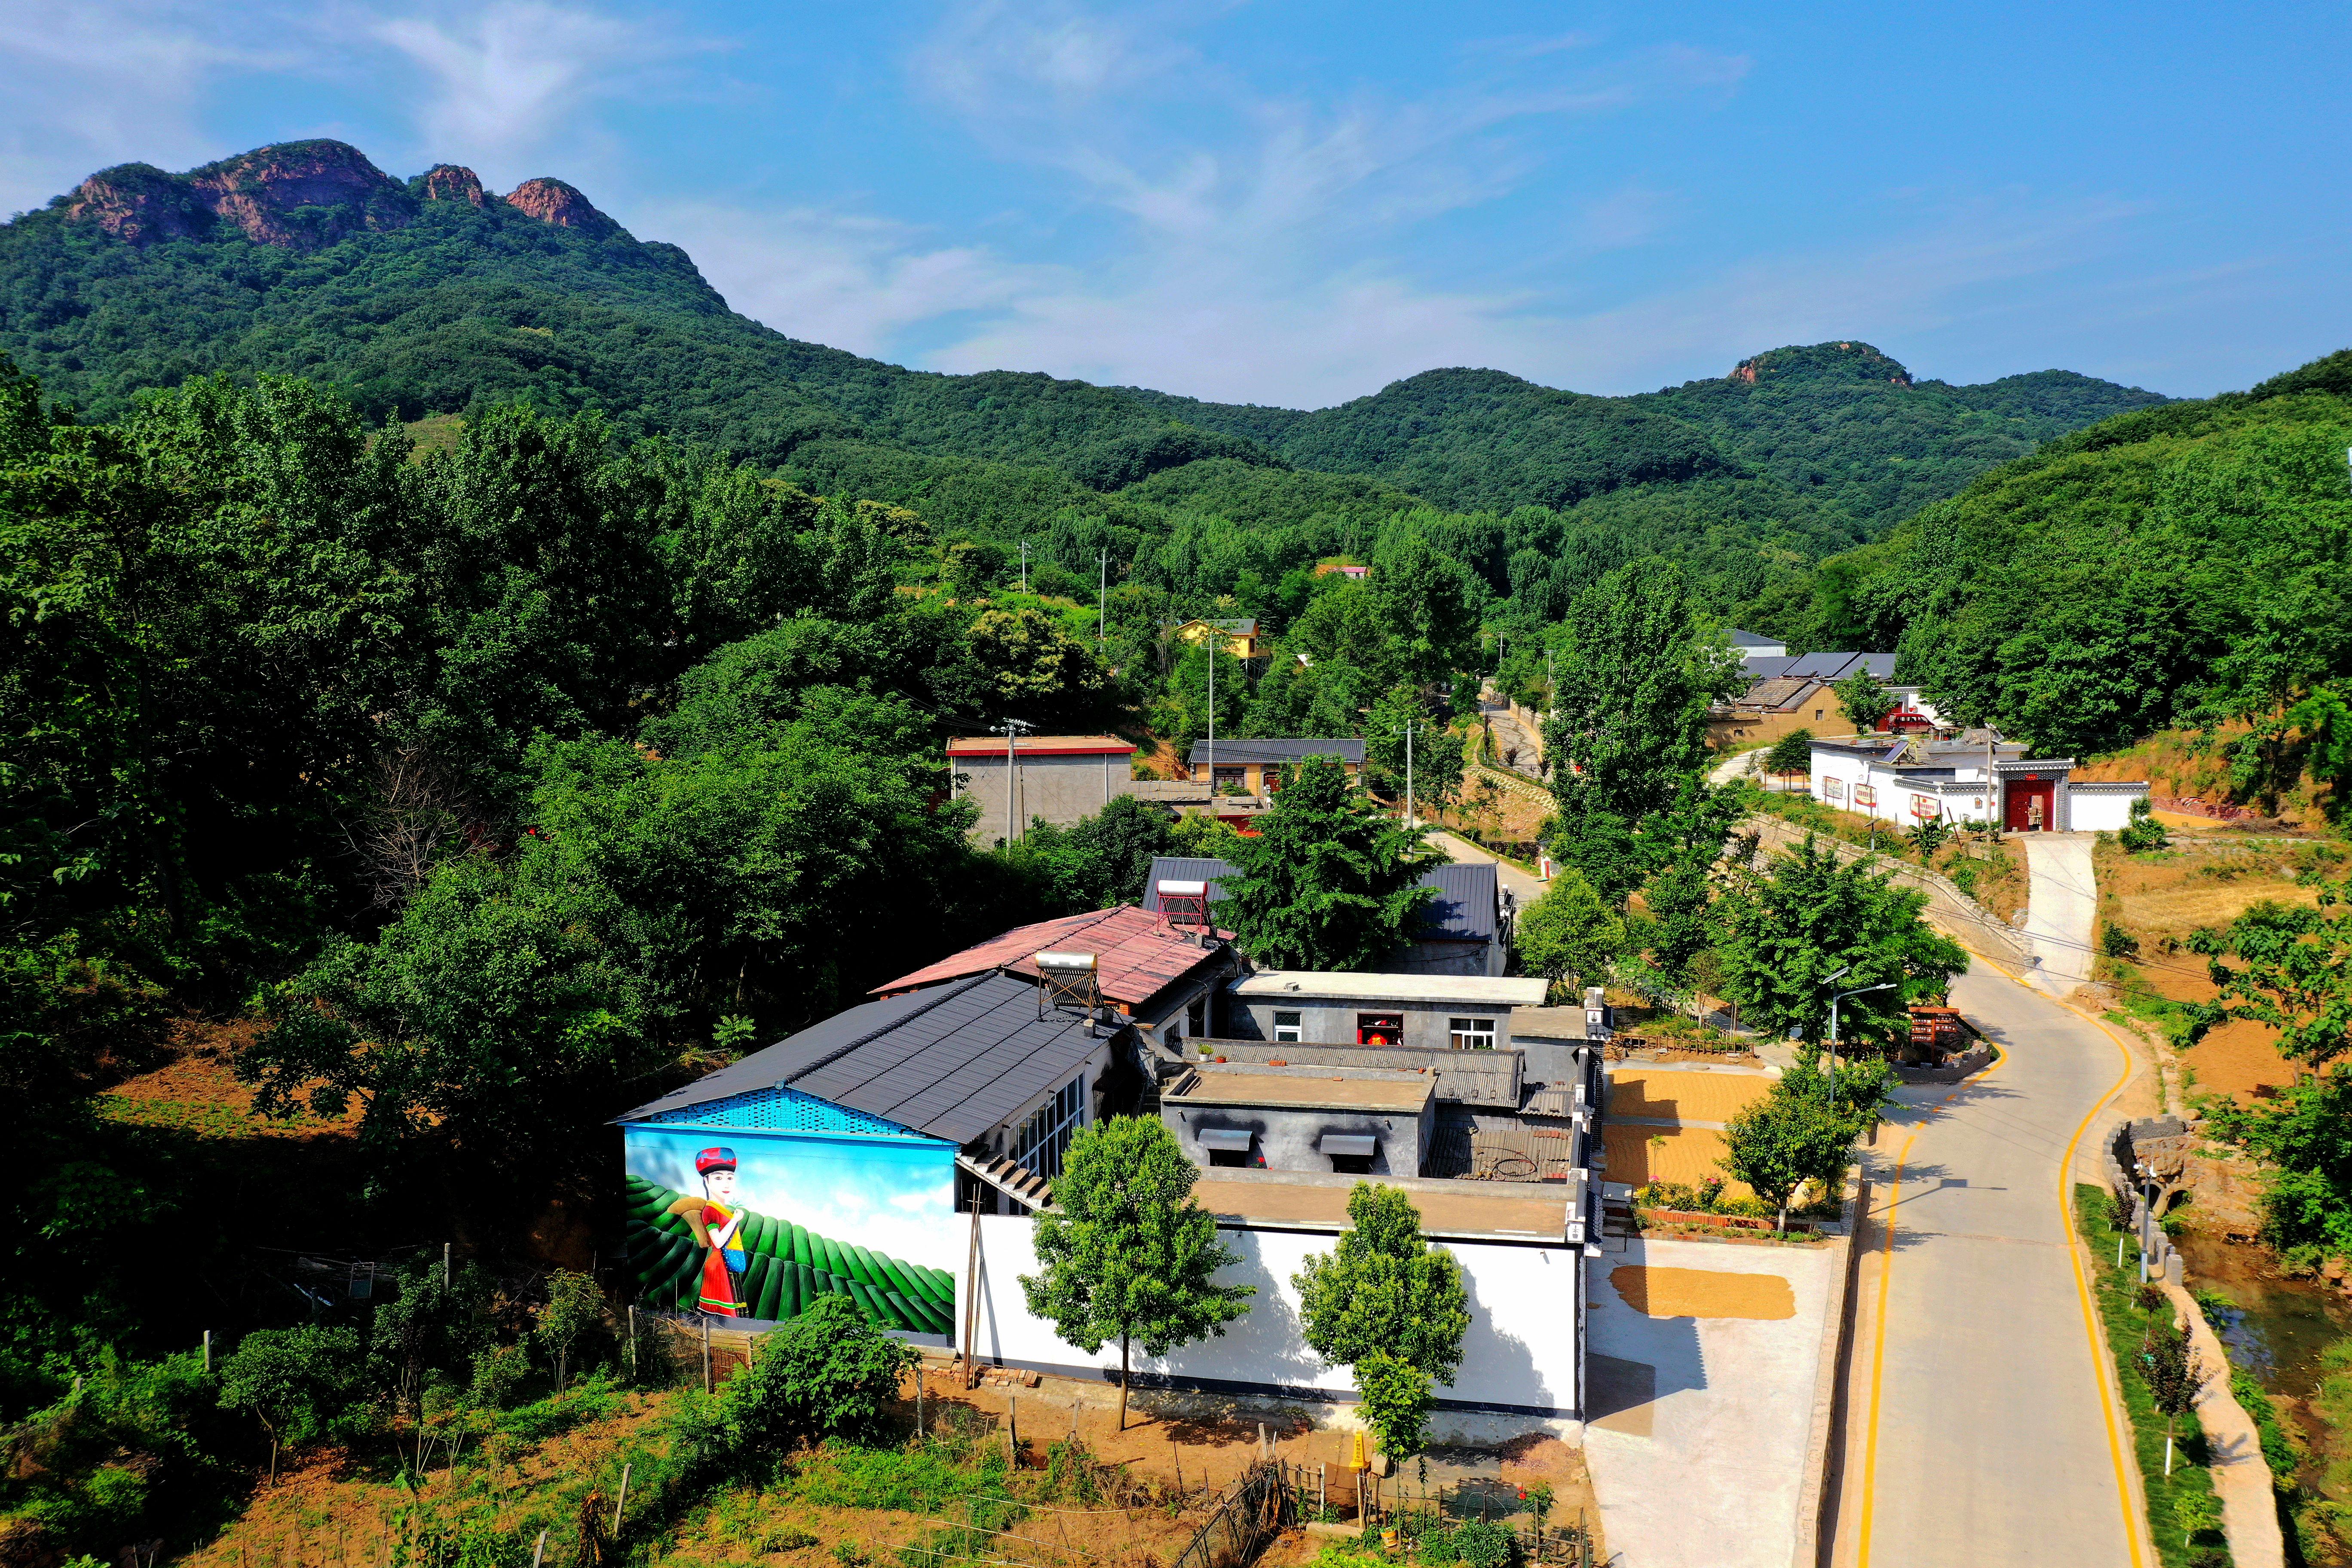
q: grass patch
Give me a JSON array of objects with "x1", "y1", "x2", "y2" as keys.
[{"x1": 2076, "y1": 1184, "x2": 2234, "y2": 1567}]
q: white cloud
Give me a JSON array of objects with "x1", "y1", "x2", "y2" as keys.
[
  {"x1": 0, "y1": 3, "x2": 300, "y2": 213},
  {"x1": 648, "y1": 202, "x2": 1069, "y2": 358},
  {"x1": 370, "y1": 1, "x2": 711, "y2": 185}
]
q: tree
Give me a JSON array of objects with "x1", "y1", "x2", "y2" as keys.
[
  {"x1": 1294, "y1": 1184, "x2": 1470, "y2": 1390},
  {"x1": 2140, "y1": 1319, "x2": 2205, "y2": 1475},
  {"x1": 1370, "y1": 530, "x2": 1481, "y2": 685},
  {"x1": 1513, "y1": 869, "x2": 1626, "y2": 997},
  {"x1": 1643, "y1": 858, "x2": 1716, "y2": 1020},
  {"x1": 1354, "y1": 1351, "x2": 1433, "y2": 1464},
  {"x1": 1026, "y1": 794, "x2": 1178, "y2": 911},
  {"x1": 1542, "y1": 559, "x2": 1746, "y2": 825},
  {"x1": 1364, "y1": 685, "x2": 1466, "y2": 815},
  {"x1": 1215, "y1": 756, "x2": 1439, "y2": 971},
  {"x1": 1763, "y1": 729, "x2": 1815, "y2": 781},
  {"x1": 367, "y1": 1257, "x2": 496, "y2": 1466},
  {"x1": 2202, "y1": 1071, "x2": 2352, "y2": 1259},
  {"x1": 1718, "y1": 1090, "x2": 1854, "y2": 1234},
  {"x1": 219, "y1": 1325, "x2": 363, "y2": 1482},
  {"x1": 1021, "y1": 1118, "x2": 1254, "y2": 1430},
  {"x1": 539, "y1": 1270, "x2": 605, "y2": 1392},
  {"x1": 1833, "y1": 668, "x2": 1895, "y2": 734},
  {"x1": 723, "y1": 1292, "x2": 921, "y2": 1459},
  {"x1": 968, "y1": 606, "x2": 1110, "y2": 727},
  {"x1": 1713, "y1": 835, "x2": 1968, "y2": 1050},
  {"x1": 2187, "y1": 875, "x2": 2352, "y2": 1078}
]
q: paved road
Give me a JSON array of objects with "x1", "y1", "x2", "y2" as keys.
[
  {"x1": 1427, "y1": 828, "x2": 1545, "y2": 908},
  {"x1": 1831, "y1": 956, "x2": 2146, "y2": 1568},
  {"x1": 2022, "y1": 834, "x2": 2099, "y2": 996}
]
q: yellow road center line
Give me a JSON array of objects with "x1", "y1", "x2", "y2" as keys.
[{"x1": 1856, "y1": 1052, "x2": 1999, "y2": 1567}]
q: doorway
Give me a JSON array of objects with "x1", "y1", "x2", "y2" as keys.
[{"x1": 2004, "y1": 777, "x2": 2056, "y2": 832}]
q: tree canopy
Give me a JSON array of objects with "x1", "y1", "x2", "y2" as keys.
[{"x1": 1214, "y1": 757, "x2": 1438, "y2": 970}]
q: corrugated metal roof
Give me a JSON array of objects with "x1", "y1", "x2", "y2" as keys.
[
  {"x1": 870, "y1": 905, "x2": 1223, "y2": 1008},
  {"x1": 1141, "y1": 856, "x2": 1494, "y2": 943},
  {"x1": 1185, "y1": 738, "x2": 1366, "y2": 766},
  {"x1": 616, "y1": 972, "x2": 1103, "y2": 1145}
]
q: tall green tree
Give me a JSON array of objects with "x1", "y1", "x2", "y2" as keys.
[
  {"x1": 1021, "y1": 1118, "x2": 1254, "y2": 1430},
  {"x1": 1712, "y1": 835, "x2": 1967, "y2": 1049},
  {"x1": 1718, "y1": 1089, "x2": 1855, "y2": 1234},
  {"x1": 1831, "y1": 668, "x2": 1894, "y2": 734},
  {"x1": 218, "y1": 1325, "x2": 364, "y2": 1482},
  {"x1": 1215, "y1": 756, "x2": 1437, "y2": 970},
  {"x1": 1364, "y1": 684, "x2": 1466, "y2": 813},
  {"x1": 1293, "y1": 1183, "x2": 1470, "y2": 1384},
  {"x1": 1542, "y1": 559, "x2": 1744, "y2": 899},
  {"x1": 1513, "y1": 869, "x2": 1626, "y2": 997},
  {"x1": 1371, "y1": 529, "x2": 1482, "y2": 684}
]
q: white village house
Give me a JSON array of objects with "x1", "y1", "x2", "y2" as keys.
[{"x1": 1808, "y1": 730, "x2": 2148, "y2": 833}]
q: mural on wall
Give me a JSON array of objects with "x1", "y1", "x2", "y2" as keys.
[{"x1": 622, "y1": 1125, "x2": 957, "y2": 1333}]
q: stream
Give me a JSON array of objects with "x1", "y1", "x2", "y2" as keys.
[{"x1": 2177, "y1": 1225, "x2": 2350, "y2": 1398}]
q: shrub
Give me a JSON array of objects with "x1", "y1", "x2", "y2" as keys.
[
  {"x1": 2119, "y1": 798, "x2": 2170, "y2": 855},
  {"x1": 2101, "y1": 923, "x2": 2142, "y2": 959},
  {"x1": 1452, "y1": 1517, "x2": 1516, "y2": 1568},
  {"x1": 722, "y1": 1294, "x2": 919, "y2": 1461}
]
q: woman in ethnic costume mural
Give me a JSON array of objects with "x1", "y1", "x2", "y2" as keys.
[{"x1": 667, "y1": 1146, "x2": 747, "y2": 1314}]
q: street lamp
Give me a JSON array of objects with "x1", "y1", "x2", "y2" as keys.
[{"x1": 1827, "y1": 979, "x2": 1897, "y2": 1079}]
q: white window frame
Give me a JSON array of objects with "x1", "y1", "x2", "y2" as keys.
[
  {"x1": 1012, "y1": 1072, "x2": 1088, "y2": 1181},
  {"x1": 1449, "y1": 1017, "x2": 1497, "y2": 1051},
  {"x1": 1273, "y1": 1010, "x2": 1302, "y2": 1044}
]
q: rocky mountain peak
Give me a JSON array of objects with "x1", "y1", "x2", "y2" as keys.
[
  {"x1": 67, "y1": 139, "x2": 412, "y2": 251},
  {"x1": 420, "y1": 165, "x2": 487, "y2": 206},
  {"x1": 503, "y1": 178, "x2": 620, "y2": 237}
]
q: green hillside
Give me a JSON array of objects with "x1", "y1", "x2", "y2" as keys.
[
  {"x1": 1125, "y1": 340, "x2": 2165, "y2": 529},
  {"x1": 1751, "y1": 349, "x2": 2352, "y2": 758},
  {"x1": 2, "y1": 138, "x2": 2161, "y2": 579}
]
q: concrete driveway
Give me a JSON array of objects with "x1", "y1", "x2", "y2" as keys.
[
  {"x1": 1828, "y1": 955, "x2": 2145, "y2": 1568},
  {"x1": 2021, "y1": 834, "x2": 2099, "y2": 996},
  {"x1": 1586, "y1": 1237, "x2": 1839, "y2": 1568}
]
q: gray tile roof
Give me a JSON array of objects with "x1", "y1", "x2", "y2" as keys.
[
  {"x1": 1142, "y1": 856, "x2": 1495, "y2": 942},
  {"x1": 615, "y1": 972, "x2": 1102, "y2": 1146},
  {"x1": 1186, "y1": 738, "x2": 1366, "y2": 766}
]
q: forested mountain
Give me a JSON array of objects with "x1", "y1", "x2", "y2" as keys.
[
  {"x1": 2, "y1": 139, "x2": 2161, "y2": 596},
  {"x1": 1749, "y1": 349, "x2": 2352, "y2": 757}
]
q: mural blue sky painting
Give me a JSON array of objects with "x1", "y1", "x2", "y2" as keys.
[{"x1": 4, "y1": 2, "x2": 2344, "y2": 403}]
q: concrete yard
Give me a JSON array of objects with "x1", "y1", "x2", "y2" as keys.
[{"x1": 1583, "y1": 1236, "x2": 1840, "y2": 1568}]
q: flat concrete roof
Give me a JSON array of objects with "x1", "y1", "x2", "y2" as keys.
[
  {"x1": 1231, "y1": 971, "x2": 1549, "y2": 1006},
  {"x1": 1191, "y1": 1176, "x2": 1568, "y2": 1241},
  {"x1": 1168, "y1": 1070, "x2": 1432, "y2": 1112}
]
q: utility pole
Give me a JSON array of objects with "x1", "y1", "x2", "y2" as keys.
[
  {"x1": 1406, "y1": 720, "x2": 1415, "y2": 828},
  {"x1": 1098, "y1": 549, "x2": 1108, "y2": 643},
  {"x1": 1205, "y1": 636, "x2": 1215, "y2": 795},
  {"x1": 1003, "y1": 717, "x2": 1033, "y2": 845}
]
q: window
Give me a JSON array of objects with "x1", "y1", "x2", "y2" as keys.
[
  {"x1": 1357, "y1": 1012, "x2": 1405, "y2": 1047},
  {"x1": 1824, "y1": 777, "x2": 1847, "y2": 802},
  {"x1": 1187, "y1": 995, "x2": 1207, "y2": 1038},
  {"x1": 1200, "y1": 1127, "x2": 1253, "y2": 1168},
  {"x1": 1853, "y1": 783, "x2": 1877, "y2": 808},
  {"x1": 1449, "y1": 1017, "x2": 1497, "y2": 1051},
  {"x1": 1273, "y1": 1010, "x2": 1302, "y2": 1044},
  {"x1": 1012, "y1": 1073, "x2": 1087, "y2": 1181},
  {"x1": 1213, "y1": 766, "x2": 1247, "y2": 788},
  {"x1": 1814, "y1": 709, "x2": 1825, "y2": 720},
  {"x1": 1209, "y1": 1147, "x2": 1250, "y2": 1168}
]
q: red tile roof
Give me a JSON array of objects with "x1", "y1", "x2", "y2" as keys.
[
  {"x1": 944, "y1": 735, "x2": 1136, "y2": 756},
  {"x1": 873, "y1": 905, "x2": 1224, "y2": 1008}
]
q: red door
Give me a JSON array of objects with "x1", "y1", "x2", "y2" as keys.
[{"x1": 2005, "y1": 778, "x2": 2055, "y2": 832}]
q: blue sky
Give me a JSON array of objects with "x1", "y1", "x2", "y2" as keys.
[{"x1": 4, "y1": 2, "x2": 2346, "y2": 406}]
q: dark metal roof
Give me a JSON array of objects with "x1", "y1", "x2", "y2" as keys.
[
  {"x1": 1725, "y1": 628, "x2": 1785, "y2": 649},
  {"x1": 616, "y1": 972, "x2": 1104, "y2": 1146},
  {"x1": 1186, "y1": 738, "x2": 1366, "y2": 766},
  {"x1": 1143, "y1": 856, "x2": 1494, "y2": 943}
]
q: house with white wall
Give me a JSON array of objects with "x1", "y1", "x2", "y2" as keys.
[{"x1": 1808, "y1": 731, "x2": 2148, "y2": 833}]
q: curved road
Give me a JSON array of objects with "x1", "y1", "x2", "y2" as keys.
[{"x1": 1831, "y1": 955, "x2": 2147, "y2": 1568}]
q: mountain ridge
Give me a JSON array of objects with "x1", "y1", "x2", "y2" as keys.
[{"x1": 1, "y1": 138, "x2": 2167, "y2": 579}]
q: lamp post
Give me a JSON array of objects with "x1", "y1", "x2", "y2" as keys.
[{"x1": 1825, "y1": 983, "x2": 1900, "y2": 1081}]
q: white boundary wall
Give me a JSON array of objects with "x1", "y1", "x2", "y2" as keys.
[{"x1": 959, "y1": 1216, "x2": 1583, "y2": 1419}]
